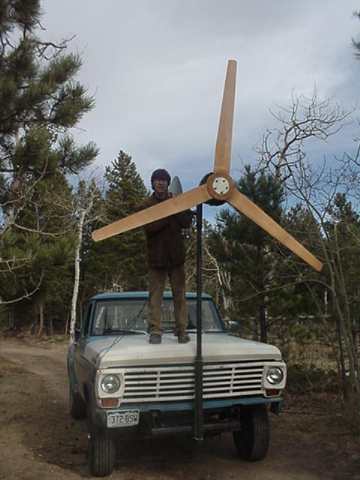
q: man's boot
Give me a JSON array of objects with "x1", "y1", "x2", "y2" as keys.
[
  {"x1": 177, "y1": 332, "x2": 190, "y2": 344},
  {"x1": 149, "y1": 333, "x2": 162, "y2": 344}
]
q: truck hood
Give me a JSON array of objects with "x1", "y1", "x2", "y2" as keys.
[{"x1": 83, "y1": 333, "x2": 282, "y2": 368}]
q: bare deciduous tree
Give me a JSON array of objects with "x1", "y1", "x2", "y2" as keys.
[{"x1": 257, "y1": 92, "x2": 360, "y2": 408}]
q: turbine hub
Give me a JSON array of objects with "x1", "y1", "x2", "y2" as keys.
[
  {"x1": 206, "y1": 172, "x2": 234, "y2": 201},
  {"x1": 212, "y1": 176, "x2": 230, "y2": 195}
]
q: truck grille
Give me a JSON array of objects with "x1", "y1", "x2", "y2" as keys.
[{"x1": 122, "y1": 361, "x2": 265, "y2": 403}]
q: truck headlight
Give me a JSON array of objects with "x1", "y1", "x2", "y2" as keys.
[
  {"x1": 266, "y1": 367, "x2": 284, "y2": 385},
  {"x1": 101, "y1": 374, "x2": 121, "y2": 394}
]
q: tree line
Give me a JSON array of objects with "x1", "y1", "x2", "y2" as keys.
[{"x1": 1, "y1": 1, "x2": 360, "y2": 412}]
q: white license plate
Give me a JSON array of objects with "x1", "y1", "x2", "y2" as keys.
[{"x1": 107, "y1": 410, "x2": 140, "y2": 428}]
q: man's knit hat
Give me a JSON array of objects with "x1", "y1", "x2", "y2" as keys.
[{"x1": 151, "y1": 168, "x2": 171, "y2": 188}]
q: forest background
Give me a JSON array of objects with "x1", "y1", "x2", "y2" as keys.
[{"x1": 1, "y1": 0, "x2": 360, "y2": 423}]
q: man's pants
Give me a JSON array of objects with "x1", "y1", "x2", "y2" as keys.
[{"x1": 148, "y1": 264, "x2": 188, "y2": 335}]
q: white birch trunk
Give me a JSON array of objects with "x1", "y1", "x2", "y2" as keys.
[
  {"x1": 204, "y1": 242, "x2": 232, "y2": 314},
  {"x1": 69, "y1": 186, "x2": 96, "y2": 344},
  {"x1": 219, "y1": 270, "x2": 232, "y2": 312},
  {"x1": 69, "y1": 209, "x2": 86, "y2": 344},
  {"x1": 37, "y1": 301, "x2": 44, "y2": 337}
]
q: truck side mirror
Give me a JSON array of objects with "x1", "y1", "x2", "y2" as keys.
[
  {"x1": 226, "y1": 320, "x2": 240, "y2": 333},
  {"x1": 74, "y1": 327, "x2": 81, "y2": 342}
]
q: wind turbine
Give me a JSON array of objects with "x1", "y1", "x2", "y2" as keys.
[
  {"x1": 92, "y1": 61, "x2": 322, "y2": 273},
  {"x1": 92, "y1": 60, "x2": 323, "y2": 439}
]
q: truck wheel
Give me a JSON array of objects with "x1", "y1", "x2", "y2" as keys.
[
  {"x1": 69, "y1": 387, "x2": 87, "y2": 420},
  {"x1": 88, "y1": 431, "x2": 115, "y2": 477},
  {"x1": 233, "y1": 404, "x2": 270, "y2": 461}
]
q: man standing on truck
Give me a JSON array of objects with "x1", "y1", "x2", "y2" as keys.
[{"x1": 140, "y1": 168, "x2": 193, "y2": 345}]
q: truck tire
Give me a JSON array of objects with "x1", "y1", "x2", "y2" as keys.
[
  {"x1": 69, "y1": 387, "x2": 87, "y2": 420},
  {"x1": 88, "y1": 430, "x2": 115, "y2": 477},
  {"x1": 233, "y1": 404, "x2": 270, "y2": 461}
]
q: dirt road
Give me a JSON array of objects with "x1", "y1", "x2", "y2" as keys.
[{"x1": 0, "y1": 337, "x2": 359, "y2": 480}]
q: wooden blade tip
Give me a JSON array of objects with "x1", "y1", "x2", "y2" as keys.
[
  {"x1": 91, "y1": 231, "x2": 100, "y2": 242},
  {"x1": 314, "y1": 261, "x2": 324, "y2": 273}
]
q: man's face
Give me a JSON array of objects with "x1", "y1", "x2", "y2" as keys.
[{"x1": 153, "y1": 178, "x2": 169, "y2": 197}]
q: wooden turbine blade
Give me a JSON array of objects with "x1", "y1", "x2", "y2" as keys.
[
  {"x1": 228, "y1": 189, "x2": 323, "y2": 272},
  {"x1": 213, "y1": 59, "x2": 237, "y2": 175},
  {"x1": 92, "y1": 184, "x2": 211, "y2": 242}
]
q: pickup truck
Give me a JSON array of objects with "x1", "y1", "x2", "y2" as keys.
[{"x1": 67, "y1": 291, "x2": 286, "y2": 477}]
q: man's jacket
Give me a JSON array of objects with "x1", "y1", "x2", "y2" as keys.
[{"x1": 139, "y1": 193, "x2": 193, "y2": 269}]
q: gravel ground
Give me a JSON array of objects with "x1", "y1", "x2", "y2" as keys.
[{"x1": 0, "y1": 336, "x2": 359, "y2": 480}]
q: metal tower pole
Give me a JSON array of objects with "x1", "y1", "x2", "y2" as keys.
[{"x1": 194, "y1": 203, "x2": 204, "y2": 441}]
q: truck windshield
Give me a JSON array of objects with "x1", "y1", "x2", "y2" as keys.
[{"x1": 91, "y1": 298, "x2": 223, "y2": 336}]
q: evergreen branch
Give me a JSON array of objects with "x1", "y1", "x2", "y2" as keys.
[
  {"x1": 0, "y1": 271, "x2": 44, "y2": 305},
  {"x1": 231, "y1": 276, "x2": 329, "y2": 305},
  {"x1": 0, "y1": 256, "x2": 32, "y2": 272},
  {"x1": 12, "y1": 222, "x2": 69, "y2": 237},
  {"x1": 35, "y1": 36, "x2": 76, "y2": 60},
  {"x1": 0, "y1": 155, "x2": 50, "y2": 235}
]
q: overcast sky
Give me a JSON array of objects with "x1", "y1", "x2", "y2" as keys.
[{"x1": 41, "y1": 1, "x2": 360, "y2": 194}]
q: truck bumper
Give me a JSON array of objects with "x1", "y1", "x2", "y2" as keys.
[{"x1": 90, "y1": 396, "x2": 283, "y2": 435}]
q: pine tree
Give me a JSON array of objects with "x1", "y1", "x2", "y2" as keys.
[
  {"x1": 0, "y1": 1, "x2": 98, "y2": 321},
  {"x1": 0, "y1": 172, "x2": 76, "y2": 332},
  {"x1": 0, "y1": 0, "x2": 98, "y2": 234},
  {"x1": 84, "y1": 151, "x2": 148, "y2": 292},
  {"x1": 105, "y1": 150, "x2": 147, "y2": 218},
  {"x1": 210, "y1": 166, "x2": 285, "y2": 341}
]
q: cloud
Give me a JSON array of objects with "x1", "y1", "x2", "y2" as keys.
[{"x1": 42, "y1": 0, "x2": 360, "y2": 190}]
